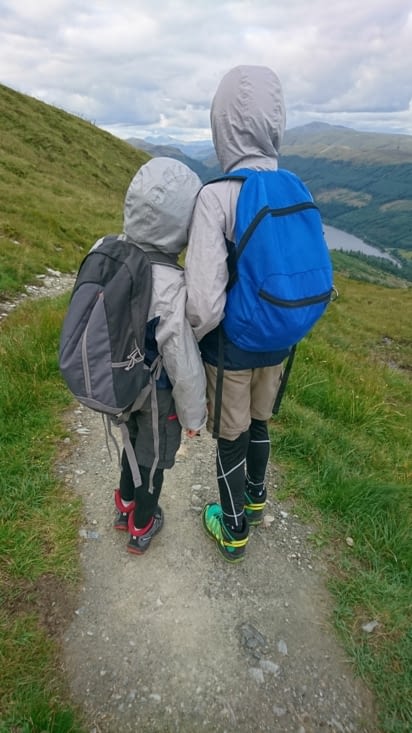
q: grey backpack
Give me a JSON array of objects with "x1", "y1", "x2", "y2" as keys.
[{"x1": 59, "y1": 234, "x2": 169, "y2": 488}]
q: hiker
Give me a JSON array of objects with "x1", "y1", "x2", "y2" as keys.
[
  {"x1": 113, "y1": 157, "x2": 207, "y2": 554},
  {"x1": 185, "y1": 65, "x2": 291, "y2": 563}
]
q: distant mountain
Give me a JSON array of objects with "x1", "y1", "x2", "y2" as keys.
[
  {"x1": 126, "y1": 137, "x2": 220, "y2": 182},
  {"x1": 131, "y1": 121, "x2": 412, "y2": 168},
  {"x1": 282, "y1": 122, "x2": 412, "y2": 164},
  {"x1": 145, "y1": 135, "x2": 215, "y2": 161}
]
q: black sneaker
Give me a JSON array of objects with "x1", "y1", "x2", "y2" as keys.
[
  {"x1": 127, "y1": 506, "x2": 164, "y2": 555},
  {"x1": 244, "y1": 486, "x2": 267, "y2": 526},
  {"x1": 113, "y1": 489, "x2": 135, "y2": 531}
]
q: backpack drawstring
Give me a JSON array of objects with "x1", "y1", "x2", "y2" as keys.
[{"x1": 125, "y1": 344, "x2": 144, "y2": 370}]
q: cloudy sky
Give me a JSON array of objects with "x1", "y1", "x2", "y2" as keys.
[{"x1": 1, "y1": 0, "x2": 411, "y2": 142}]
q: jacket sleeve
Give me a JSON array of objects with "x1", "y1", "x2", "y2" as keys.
[
  {"x1": 185, "y1": 185, "x2": 230, "y2": 342},
  {"x1": 153, "y1": 270, "x2": 207, "y2": 431}
]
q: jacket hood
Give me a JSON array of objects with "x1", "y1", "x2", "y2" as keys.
[
  {"x1": 123, "y1": 157, "x2": 202, "y2": 255},
  {"x1": 210, "y1": 65, "x2": 286, "y2": 173}
]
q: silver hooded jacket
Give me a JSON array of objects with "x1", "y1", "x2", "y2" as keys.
[
  {"x1": 185, "y1": 65, "x2": 286, "y2": 345},
  {"x1": 122, "y1": 157, "x2": 207, "y2": 431}
]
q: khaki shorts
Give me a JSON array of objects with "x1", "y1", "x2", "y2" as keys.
[{"x1": 204, "y1": 363, "x2": 284, "y2": 441}]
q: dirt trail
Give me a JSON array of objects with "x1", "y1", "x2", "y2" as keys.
[{"x1": 59, "y1": 405, "x2": 378, "y2": 733}]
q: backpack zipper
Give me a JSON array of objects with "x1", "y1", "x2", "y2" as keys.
[{"x1": 259, "y1": 289, "x2": 333, "y2": 307}]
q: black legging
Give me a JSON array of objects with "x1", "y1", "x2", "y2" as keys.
[
  {"x1": 246, "y1": 418, "x2": 270, "y2": 495},
  {"x1": 216, "y1": 419, "x2": 270, "y2": 531},
  {"x1": 120, "y1": 451, "x2": 164, "y2": 529}
]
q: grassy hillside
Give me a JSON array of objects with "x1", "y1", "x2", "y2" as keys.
[{"x1": 0, "y1": 83, "x2": 149, "y2": 297}]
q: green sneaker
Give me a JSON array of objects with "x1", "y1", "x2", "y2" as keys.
[
  {"x1": 202, "y1": 503, "x2": 248, "y2": 563},
  {"x1": 244, "y1": 486, "x2": 266, "y2": 526}
]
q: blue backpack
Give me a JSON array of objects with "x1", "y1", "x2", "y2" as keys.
[{"x1": 220, "y1": 168, "x2": 334, "y2": 352}]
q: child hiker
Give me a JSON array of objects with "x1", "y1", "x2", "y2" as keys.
[
  {"x1": 185, "y1": 66, "x2": 289, "y2": 562},
  {"x1": 112, "y1": 157, "x2": 207, "y2": 554}
]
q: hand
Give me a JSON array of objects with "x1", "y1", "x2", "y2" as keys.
[{"x1": 185, "y1": 429, "x2": 201, "y2": 438}]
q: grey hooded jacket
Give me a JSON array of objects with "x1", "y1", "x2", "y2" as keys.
[
  {"x1": 185, "y1": 65, "x2": 288, "y2": 367},
  {"x1": 122, "y1": 157, "x2": 207, "y2": 432}
]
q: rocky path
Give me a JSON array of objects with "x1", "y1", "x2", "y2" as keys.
[{"x1": 58, "y1": 406, "x2": 378, "y2": 733}]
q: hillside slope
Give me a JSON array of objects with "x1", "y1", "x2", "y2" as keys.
[{"x1": 0, "y1": 83, "x2": 149, "y2": 296}]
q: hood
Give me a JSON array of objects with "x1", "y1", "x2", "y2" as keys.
[
  {"x1": 123, "y1": 157, "x2": 202, "y2": 255},
  {"x1": 210, "y1": 65, "x2": 286, "y2": 173}
]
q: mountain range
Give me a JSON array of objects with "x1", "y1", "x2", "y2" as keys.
[{"x1": 127, "y1": 123, "x2": 412, "y2": 254}]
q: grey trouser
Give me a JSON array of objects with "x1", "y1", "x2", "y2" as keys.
[{"x1": 126, "y1": 388, "x2": 182, "y2": 469}]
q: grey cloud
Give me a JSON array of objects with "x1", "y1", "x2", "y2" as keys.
[{"x1": 0, "y1": 0, "x2": 411, "y2": 138}]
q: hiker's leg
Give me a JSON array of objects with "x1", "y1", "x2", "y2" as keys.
[
  {"x1": 244, "y1": 418, "x2": 269, "y2": 526},
  {"x1": 113, "y1": 416, "x2": 138, "y2": 530},
  {"x1": 246, "y1": 418, "x2": 270, "y2": 493},
  {"x1": 127, "y1": 389, "x2": 180, "y2": 554},
  {"x1": 203, "y1": 365, "x2": 252, "y2": 528},
  {"x1": 247, "y1": 364, "x2": 284, "y2": 488},
  {"x1": 202, "y1": 430, "x2": 250, "y2": 562},
  {"x1": 200, "y1": 366, "x2": 251, "y2": 559},
  {"x1": 134, "y1": 388, "x2": 181, "y2": 468},
  {"x1": 204, "y1": 364, "x2": 252, "y2": 439},
  {"x1": 119, "y1": 414, "x2": 138, "y2": 503},
  {"x1": 132, "y1": 465, "x2": 164, "y2": 528},
  {"x1": 250, "y1": 364, "x2": 284, "y2": 422},
  {"x1": 131, "y1": 387, "x2": 181, "y2": 529},
  {"x1": 127, "y1": 464, "x2": 165, "y2": 555},
  {"x1": 243, "y1": 365, "x2": 284, "y2": 524},
  {"x1": 217, "y1": 430, "x2": 250, "y2": 531}
]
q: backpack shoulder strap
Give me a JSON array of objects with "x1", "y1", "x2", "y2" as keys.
[
  {"x1": 145, "y1": 250, "x2": 183, "y2": 270},
  {"x1": 204, "y1": 168, "x2": 253, "y2": 187}
]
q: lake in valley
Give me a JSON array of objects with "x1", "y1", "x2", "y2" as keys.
[{"x1": 324, "y1": 225, "x2": 400, "y2": 266}]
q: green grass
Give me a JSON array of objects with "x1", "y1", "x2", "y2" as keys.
[
  {"x1": 270, "y1": 274, "x2": 412, "y2": 732},
  {"x1": 0, "y1": 82, "x2": 149, "y2": 297},
  {"x1": 0, "y1": 297, "x2": 86, "y2": 731}
]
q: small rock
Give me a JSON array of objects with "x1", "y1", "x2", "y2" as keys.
[
  {"x1": 362, "y1": 620, "x2": 379, "y2": 633},
  {"x1": 260, "y1": 659, "x2": 280, "y2": 676},
  {"x1": 329, "y1": 719, "x2": 345, "y2": 732},
  {"x1": 346, "y1": 536, "x2": 354, "y2": 547},
  {"x1": 248, "y1": 667, "x2": 265, "y2": 684},
  {"x1": 273, "y1": 705, "x2": 287, "y2": 717},
  {"x1": 262, "y1": 514, "x2": 275, "y2": 528},
  {"x1": 79, "y1": 528, "x2": 100, "y2": 539},
  {"x1": 277, "y1": 639, "x2": 288, "y2": 655},
  {"x1": 238, "y1": 622, "x2": 268, "y2": 659}
]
